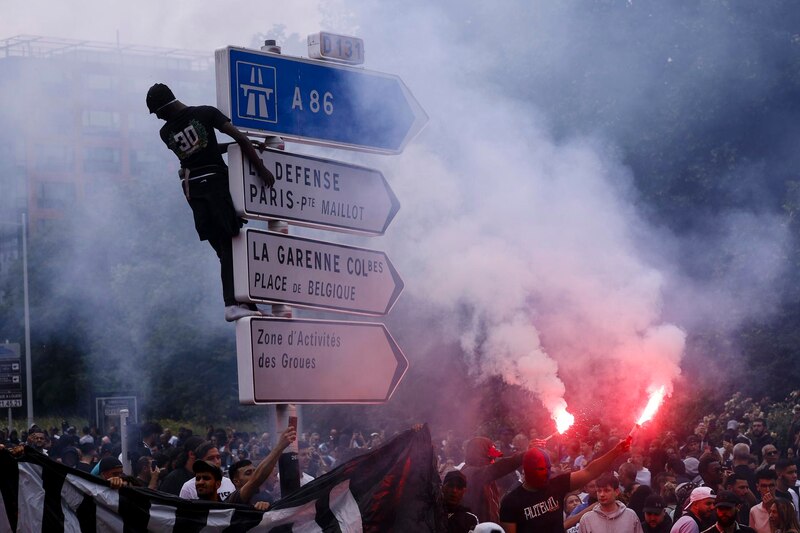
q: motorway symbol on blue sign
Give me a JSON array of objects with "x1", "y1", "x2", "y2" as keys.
[
  {"x1": 228, "y1": 145, "x2": 400, "y2": 236},
  {"x1": 232, "y1": 229, "x2": 403, "y2": 316},
  {"x1": 215, "y1": 46, "x2": 428, "y2": 154},
  {"x1": 235, "y1": 316, "x2": 408, "y2": 404}
]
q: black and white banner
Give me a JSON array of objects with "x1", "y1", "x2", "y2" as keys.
[{"x1": 0, "y1": 425, "x2": 445, "y2": 532}]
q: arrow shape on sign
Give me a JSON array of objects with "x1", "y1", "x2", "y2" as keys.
[
  {"x1": 228, "y1": 145, "x2": 400, "y2": 236},
  {"x1": 233, "y1": 229, "x2": 404, "y2": 316},
  {"x1": 216, "y1": 46, "x2": 428, "y2": 154},
  {"x1": 235, "y1": 317, "x2": 409, "y2": 404}
]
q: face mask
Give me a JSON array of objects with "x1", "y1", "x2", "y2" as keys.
[{"x1": 524, "y1": 448, "x2": 550, "y2": 488}]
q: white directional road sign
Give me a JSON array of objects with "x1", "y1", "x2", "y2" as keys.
[
  {"x1": 215, "y1": 46, "x2": 428, "y2": 154},
  {"x1": 228, "y1": 145, "x2": 400, "y2": 236},
  {"x1": 236, "y1": 316, "x2": 408, "y2": 404},
  {"x1": 233, "y1": 229, "x2": 403, "y2": 316}
]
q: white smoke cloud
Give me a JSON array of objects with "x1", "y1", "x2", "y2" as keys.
[
  {"x1": 1, "y1": 0, "x2": 790, "y2": 426},
  {"x1": 333, "y1": 1, "x2": 786, "y2": 423}
]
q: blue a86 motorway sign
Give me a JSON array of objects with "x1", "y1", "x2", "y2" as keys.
[{"x1": 215, "y1": 47, "x2": 427, "y2": 154}]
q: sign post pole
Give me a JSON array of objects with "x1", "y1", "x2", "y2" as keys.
[
  {"x1": 260, "y1": 38, "x2": 301, "y2": 496},
  {"x1": 22, "y1": 213, "x2": 33, "y2": 429},
  {"x1": 221, "y1": 35, "x2": 421, "y2": 496},
  {"x1": 120, "y1": 408, "x2": 130, "y2": 475}
]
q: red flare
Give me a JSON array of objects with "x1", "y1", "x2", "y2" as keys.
[
  {"x1": 554, "y1": 407, "x2": 575, "y2": 434},
  {"x1": 636, "y1": 386, "x2": 666, "y2": 426}
]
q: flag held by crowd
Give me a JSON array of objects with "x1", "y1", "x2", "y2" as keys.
[{"x1": 0, "y1": 425, "x2": 445, "y2": 532}]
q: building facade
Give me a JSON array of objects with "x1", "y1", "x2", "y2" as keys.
[{"x1": 0, "y1": 34, "x2": 216, "y2": 272}]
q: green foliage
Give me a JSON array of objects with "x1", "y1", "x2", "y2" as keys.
[{"x1": 658, "y1": 390, "x2": 800, "y2": 449}]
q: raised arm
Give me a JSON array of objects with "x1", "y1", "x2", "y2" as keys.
[
  {"x1": 239, "y1": 427, "x2": 297, "y2": 505},
  {"x1": 219, "y1": 122, "x2": 275, "y2": 188},
  {"x1": 569, "y1": 437, "x2": 631, "y2": 491}
]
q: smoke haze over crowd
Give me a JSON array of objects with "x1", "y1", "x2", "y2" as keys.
[{"x1": 1, "y1": 0, "x2": 795, "y2": 429}]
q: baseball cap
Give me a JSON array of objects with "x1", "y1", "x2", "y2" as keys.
[
  {"x1": 684, "y1": 486, "x2": 715, "y2": 510},
  {"x1": 643, "y1": 494, "x2": 666, "y2": 514},
  {"x1": 98, "y1": 457, "x2": 123, "y2": 474},
  {"x1": 146, "y1": 83, "x2": 176, "y2": 114},
  {"x1": 684, "y1": 457, "x2": 700, "y2": 476},
  {"x1": 727, "y1": 420, "x2": 740, "y2": 430},
  {"x1": 193, "y1": 459, "x2": 222, "y2": 481},
  {"x1": 443, "y1": 470, "x2": 467, "y2": 487},
  {"x1": 714, "y1": 490, "x2": 740, "y2": 508}
]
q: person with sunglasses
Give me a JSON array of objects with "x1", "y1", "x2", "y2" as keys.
[{"x1": 756, "y1": 446, "x2": 780, "y2": 473}]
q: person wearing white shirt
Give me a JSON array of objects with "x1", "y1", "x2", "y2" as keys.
[
  {"x1": 179, "y1": 442, "x2": 236, "y2": 500},
  {"x1": 749, "y1": 469, "x2": 777, "y2": 533}
]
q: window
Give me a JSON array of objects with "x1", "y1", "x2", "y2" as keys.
[
  {"x1": 35, "y1": 181, "x2": 76, "y2": 209},
  {"x1": 84, "y1": 73, "x2": 116, "y2": 91},
  {"x1": 33, "y1": 144, "x2": 74, "y2": 171},
  {"x1": 84, "y1": 146, "x2": 121, "y2": 173},
  {"x1": 82, "y1": 110, "x2": 120, "y2": 133}
]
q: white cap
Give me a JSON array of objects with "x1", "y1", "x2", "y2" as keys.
[
  {"x1": 471, "y1": 523, "x2": 506, "y2": 533},
  {"x1": 685, "y1": 486, "x2": 716, "y2": 510}
]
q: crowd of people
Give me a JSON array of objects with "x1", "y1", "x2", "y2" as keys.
[
  {"x1": 0, "y1": 420, "x2": 392, "y2": 508},
  {"x1": 435, "y1": 412, "x2": 800, "y2": 533},
  {"x1": 3, "y1": 408, "x2": 800, "y2": 533}
]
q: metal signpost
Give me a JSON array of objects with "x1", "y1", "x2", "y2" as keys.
[
  {"x1": 232, "y1": 228, "x2": 403, "y2": 316},
  {"x1": 236, "y1": 317, "x2": 408, "y2": 404},
  {"x1": 215, "y1": 46, "x2": 428, "y2": 154},
  {"x1": 218, "y1": 37, "x2": 425, "y2": 489},
  {"x1": 228, "y1": 144, "x2": 400, "y2": 235}
]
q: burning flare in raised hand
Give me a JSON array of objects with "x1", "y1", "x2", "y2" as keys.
[
  {"x1": 554, "y1": 406, "x2": 575, "y2": 434},
  {"x1": 541, "y1": 405, "x2": 576, "y2": 442},
  {"x1": 629, "y1": 386, "x2": 667, "y2": 437},
  {"x1": 636, "y1": 386, "x2": 666, "y2": 425}
]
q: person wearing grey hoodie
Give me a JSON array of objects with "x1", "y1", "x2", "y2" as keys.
[{"x1": 580, "y1": 474, "x2": 643, "y2": 533}]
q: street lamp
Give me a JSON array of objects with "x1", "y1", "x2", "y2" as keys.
[{"x1": 0, "y1": 213, "x2": 33, "y2": 428}]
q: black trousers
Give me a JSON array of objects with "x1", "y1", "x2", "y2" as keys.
[
  {"x1": 207, "y1": 232, "x2": 237, "y2": 306},
  {"x1": 185, "y1": 173, "x2": 243, "y2": 307}
]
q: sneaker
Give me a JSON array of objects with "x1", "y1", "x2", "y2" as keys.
[{"x1": 224, "y1": 304, "x2": 263, "y2": 322}]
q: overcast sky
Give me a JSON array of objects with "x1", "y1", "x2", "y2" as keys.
[{"x1": 1, "y1": 0, "x2": 327, "y2": 51}]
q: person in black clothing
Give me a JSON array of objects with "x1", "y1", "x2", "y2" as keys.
[
  {"x1": 642, "y1": 494, "x2": 673, "y2": 533},
  {"x1": 442, "y1": 470, "x2": 480, "y2": 533},
  {"x1": 748, "y1": 419, "x2": 776, "y2": 465},
  {"x1": 460, "y1": 436, "x2": 524, "y2": 523},
  {"x1": 159, "y1": 435, "x2": 204, "y2": 495},
  {"x1": 700, "y1": 490, "x2": 756, "y2": 533},
  {"x1": 498, "y1": 438, "x2": 631, "y2": 533},
  {"x1": 774, "y1": 458, "x2": 799, "y2": 514},
  {"x1": 725, "y1": 473, "x2": 757, "y2": 526},
  {"x1": 75, "y1": 442, "x2": 96, "y2": 473},
  {"x1": 146, "y1": 83, "x2": 276, "y2": 322}
]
